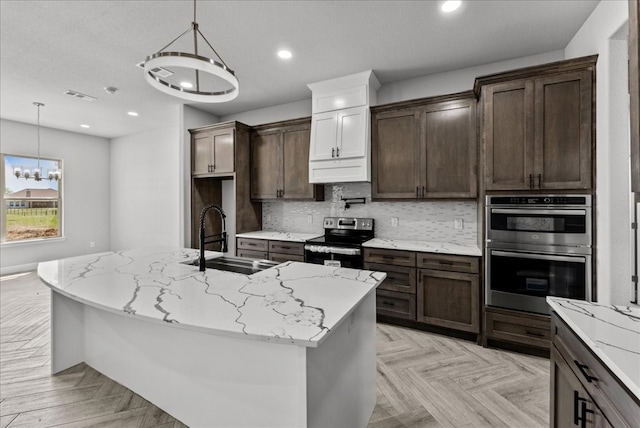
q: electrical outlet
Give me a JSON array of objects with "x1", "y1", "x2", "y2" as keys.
[
  {"x1": 454, "y1": 218, "x2": 464, "y2": 230},
  {"x1": 391, "y1": 217, "x2": 399, "y2": 227},
  {"x1": 89, "y1": 241, "x2": 96, "y2": 248},
  {"x1": 307, "y1": 214, "x2": 313, "y2": 224}
]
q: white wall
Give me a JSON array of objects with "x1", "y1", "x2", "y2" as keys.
[
  {"x1": 564, "y1": 0, "x2": 629, "y2": 305},
  {"x1": 180, "y1": 105, "x2": 219, "y2": 247},
  {"x1": 220, "y1": 99, "x2": 311, "y2": 126},
  {"x1": 110, "y1": 117, "x2": 181, "y2": 250},
  {"x1": 0, "y1": 119, "x2": 110, "y2": 274}
]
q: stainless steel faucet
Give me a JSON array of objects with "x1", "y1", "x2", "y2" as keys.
[{"x1": 199, "y1": 204, "x2": 228, "y2": 272}]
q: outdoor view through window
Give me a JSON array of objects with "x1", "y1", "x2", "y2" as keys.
[{"x1": 2, "y1": 154, "x2": 62, "y2": 242}]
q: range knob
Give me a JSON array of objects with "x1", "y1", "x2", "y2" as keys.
[{"x1": 544, "y1": 197, "x2": 551, "y2": 203}]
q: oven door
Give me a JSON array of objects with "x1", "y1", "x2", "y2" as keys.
[
  {"x1": 486, "y1": 245, "x2": 591, "y2": 314},
  {"x1": 304, "y1": 245, "x2": 363, "y2": 269},
  {"x1": 487, "y1": 207, "x2": 590, "y2": 247}
]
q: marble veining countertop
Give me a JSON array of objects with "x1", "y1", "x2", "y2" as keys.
[
  {"x1": 547, "y1": 297, "x2": 640, "y2": 400},
  {"x1": 236, "y1": 230, "x2": 322, "y2": 242},
  {"x1": 37, "y1": 247, "x2": 385, "y2": 347},
  {"x1": 362, "y1": 238, "x2": 482, "y2": 257}
]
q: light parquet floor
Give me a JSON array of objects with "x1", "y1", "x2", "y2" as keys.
[{"x1": 0, "y1": 272, "x2": 550, "y2": 428}]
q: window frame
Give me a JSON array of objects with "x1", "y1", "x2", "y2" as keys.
[{"x1": 1, "y1": 153, "x2": 64, "y2": 244}]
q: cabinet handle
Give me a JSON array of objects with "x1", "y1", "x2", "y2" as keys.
[
  {"x1": 212, "y1": 163, "x2": 215, "y2": 172},
  {"x1": 537, "y1": 174, "x2": 542, "y2": 189},
  {"x1": 422, "y1": 186, "x2": 425, "y2": 198},
  {"x1": 336, "y1": 147, "x2": 340, "y2": 157},
  {"x1": 381, "y1": 301, "x2": 395, "y2": 306},
  {"x1": 574, "y1": 361, "x2": 599, "y2": 383},
  {"x1": 529, "y1": 174, "x2": 533, "y2": 189},
  {"x1": 525, "y1": 329, "x2": 545, "y2": 338},
  {"x1": 332, "y1": 148, "x2": 335, "y2": 158},
  {"x1": 416, "y1": 186, "x2": 419, "y2": 197},
  {"x1": 574, "y1": 391, "x2": 594, "y2": 428}
]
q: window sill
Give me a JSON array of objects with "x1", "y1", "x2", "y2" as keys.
[{"x1": 1, "y1": 236, "x2": 67, "y2": 247}]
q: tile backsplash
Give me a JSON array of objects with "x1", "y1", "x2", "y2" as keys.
[{"x1": 262, "y1": 183, "x2": 478, "y2": 245}]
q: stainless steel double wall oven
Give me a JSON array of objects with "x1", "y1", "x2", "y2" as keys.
[{"x1": 486, "y1": 195, "x2": 592, "y2": 315}]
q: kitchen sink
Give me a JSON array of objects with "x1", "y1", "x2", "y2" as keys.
[{"x1": 187, "y1": 256, "x2": 280, "y2": 275}]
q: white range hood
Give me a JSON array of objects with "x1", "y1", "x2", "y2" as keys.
[{"x1": 307, "y1": 70, "x2": 380, "y2": 183}]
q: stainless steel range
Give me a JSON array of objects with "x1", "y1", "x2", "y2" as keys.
[
  {"x1": 304, "y1": 217, "x2": 374, "y2": 269},
  {"x1": 486, "y1": 195, "x2": 593, "y2": 314}
]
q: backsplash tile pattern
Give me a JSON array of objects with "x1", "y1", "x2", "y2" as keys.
[{"x1": 262, "y1": 183, "x2": 478, "y2": 245}]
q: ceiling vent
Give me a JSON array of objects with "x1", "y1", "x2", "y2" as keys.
[
  {"x1": 63, "y1": 90, "x2": 97, "y2": 102},
  {"x1": 136, "y1": 61, "x2": 174, "y2": 78}
]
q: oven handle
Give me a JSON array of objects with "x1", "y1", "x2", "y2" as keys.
[
  {"x1": 491, "y1": 250, "x2": 586, "y2": 264},
  {"x1": 490, "y1": 208, "x2": 586, "y2": 216},
  {"x1": 304, "y1": 245, "x2": 361, "y2": 256}
]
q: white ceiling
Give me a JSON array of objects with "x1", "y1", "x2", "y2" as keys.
[{"x1": 0, "y1": 0, "x2": 600, "y2": 139}]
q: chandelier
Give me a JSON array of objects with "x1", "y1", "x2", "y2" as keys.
[
  {"x1": 143, "y1": 0, "x2": 239, "y2": 103},
  {"x1": 13, "y1": 102, "x2": 61, "y2": 181}
]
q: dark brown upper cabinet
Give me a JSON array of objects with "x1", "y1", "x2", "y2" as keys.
[
  {"x1": 476, "y1": 56, "x2": 597, "y2": 191},
  {"x1": 630, "y1": 0, "x2": 640, "y2": 192},
  {"x1": 191, "y1": 125, "x2": 236, "y2": 176},
  {"x1": 371, "y1": 92, "x2": 477, "y2": 200},
  {"x1": 250, "y1": 118, "x2": 324, "y2": 201}
]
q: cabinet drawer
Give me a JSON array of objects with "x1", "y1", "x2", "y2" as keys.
[
  {"x1": 485, "y1": 307, "x2": 550, "y2": 349},
  {"x1": 268, "y1": 241, "x2": 304, "y2": 256},
  {"x1": 376, "y1": 289, "x2": 416, "y2": 321},
  {"x1": 269, "y1": 253, "x2": 305, "y2": 263},
  {"x1": 237, "y1": 249, "x2": 268, "y2": 260},
  {"x1": 416, "y1": 253, "x2": 479, "y2": 274},
  {"x1": 364, "y1": 262, "x2": 416, "y2": 294},
  {"x1": 552, "y1": 314, "x2": 639, "y2": 427},
  {"x1": 237, "y1": 238, "x2": 268, "y2": 252},
  {"x1": 364, "y1": 248, "x2": 416, "y2": 267}
]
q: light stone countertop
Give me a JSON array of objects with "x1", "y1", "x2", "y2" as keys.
[
  {"x1": 37, "y1": 247, "x2": 386, "y2": 348},
  {"x1": 362, "y1": 238, "x2": 482, "y2": 257},
  {"x1": 236, "y1": 230, "x2": 322, "y2": 242},
  {"x1": 547, "y1": 297, "x2": 640, "y2": 401}
]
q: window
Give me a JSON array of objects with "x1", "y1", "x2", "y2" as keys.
[{"x1": 1, "y1": 154, "x2": 63, "y2": 243}]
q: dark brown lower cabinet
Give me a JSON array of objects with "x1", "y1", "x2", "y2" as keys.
[
  {"x1": 484, "y1": 306, "x2": 551, "y2": 352},
  {"x1": 236, "y1": 237, "x2": 304, "y2": 262},
  {"x1": 551, "y1": 312, "x2": 639, "y2": 427},
  {"x1": 364, "y1": 248, "x2": 480, "y2": 340},
  {"x1": 417, "y1": 269, "x2": 479, "y2": 333},
  {"x1": 551, "y1": 346, "x2": 611, "y2": 428}
]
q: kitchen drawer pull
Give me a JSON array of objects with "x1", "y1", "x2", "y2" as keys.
[
  {"x1": 437, "y1": 260, "x2": 455, "y2": 265},
  {"x1": 422, "y1": 186, "x2": 425, "y2": 198},
  {"x1": 537, "y1": 174, "x2": 542, "y2": 189},
  {"x1": 529, "y1": 174, "x2": 533, "y2": 189},
  {"x1": 574, "y1": 391, "x2": 594, "y2": 428},
  {"x1": 336, "y1": 147, "x2": 340, "y2": 157},
  {"x1": 331, "y1": 147, "x2": 335, "y2": 158},
  {"x1": 525, "y1": 329, "x2": 545, "y2": 338},
  {"x1": 574, "y1": 360, "x2": 599, "y2": 383},
  {"x1": 381, "y1": 301, "x2": 396, "y2": 306},
  {"x1": 416, "y1": 186, "x2": 419, "y2": 197}
]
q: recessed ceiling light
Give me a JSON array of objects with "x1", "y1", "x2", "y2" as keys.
[
  {"x1": 80, "y1": 124, "x2": 90, "y2": 128},
  {"x1": 127, "y1": 111, "x2": 139, "y2": 117},
  {"x1": 180, "y1": 81, "x2": 194, "y2": 89},
  {"x1": 277, "y1": 50, "x2": 292, "y2": 59},
  {"x1": 441, "y1": 0, "x2": 462, "y2": 13}
]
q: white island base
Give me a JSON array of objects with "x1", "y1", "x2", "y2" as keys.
[{"x1": 51, "y1": 290, "x2": 377, "y2": 428}]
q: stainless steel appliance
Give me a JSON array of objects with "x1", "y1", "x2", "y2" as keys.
[
  {"x1": 486, "y1": 195, "x2": 592, "y2": 314},
  {"x1": 304, "y1": 217, "x2": 374, "y2": 269}
]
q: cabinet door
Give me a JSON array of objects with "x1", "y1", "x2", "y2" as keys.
[
  {"x1": 484, "y1": 80, "x2": 535, "y2": 190},
  {"x1": 309, "y1": 111, "x2": 337, "y2": 161},
  {"x1": 417, "y1": 269, "x2": 479, "y2": 333},
  {"x1": 192, "y1": 133, "x2": 213, "y2": 175},
  {"x1": 282, "y1": 127, "x2": 316, "y2": 199},
  {"x1": 424, "y1": 100, "x2": 477, "y2": 198},
  {"x1": 210, "y1": 128, "x2": 235, "y2": 174},
  {"x1": 551, "y1": 346, "x2": 611, "y2": 428},
  {"x1": 250, "y1": 131, "x2": 282, "y2": 200},
  {"x1": 534, "y1": 71, "x2": 592, "y2": 189},
  {"x1": 336, "y1": 106, "x2": 367, "y2": 159},
  {"x1": 371, "y1": 109, "x2": 421, "y2": 199}
]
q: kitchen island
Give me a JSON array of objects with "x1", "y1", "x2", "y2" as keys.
[{"x1": 37, "y1": 247, "x2": 386, "y2": 428}]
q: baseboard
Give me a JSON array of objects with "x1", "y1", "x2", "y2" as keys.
[{"x1": 1, "y1": 262, "x2": 38, "y2": 276}]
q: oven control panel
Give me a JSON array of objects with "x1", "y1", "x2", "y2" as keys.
[
  {"x1": 323, "y1": 217, "x2": 374, "y2": 231},
  {"x1": 488, "y1": 195, "x2": 591, "y2": 206}
]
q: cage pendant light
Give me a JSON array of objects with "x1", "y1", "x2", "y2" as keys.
[
  {"x1": 143, "y1": 0, "x2": 239, "y2": 103},
  {"x1": 13, "y1": 102, "x2": 61, "y2": 182}
]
